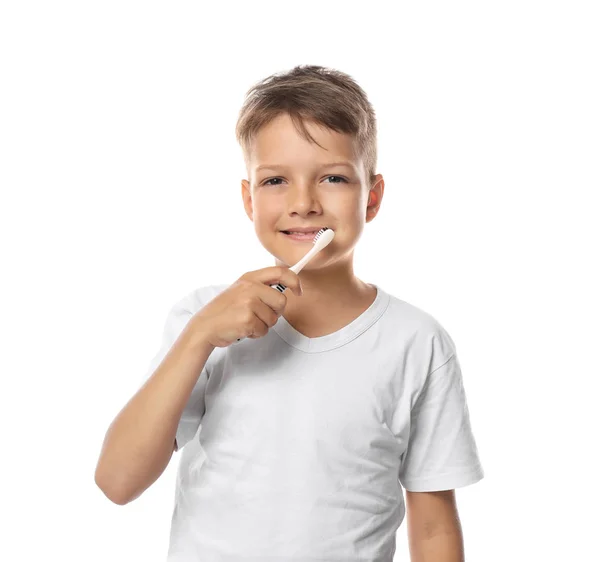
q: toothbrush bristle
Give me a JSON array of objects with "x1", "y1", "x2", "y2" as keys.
[{"x1": 313, "y1": 227, "x2": 329, "y2": 243}]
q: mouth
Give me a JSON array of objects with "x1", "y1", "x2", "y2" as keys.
[{"x1": 280, "y1": 229, "x2": 323, "y2": 241}]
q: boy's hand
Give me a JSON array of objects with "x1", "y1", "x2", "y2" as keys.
[{"x1": 191, "y1": 266, "x2": 303, "y2": 348}]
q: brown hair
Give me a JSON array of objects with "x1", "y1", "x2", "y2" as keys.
[{"x1": 235, "y1": 65, "x2": 378, "y2": 185}]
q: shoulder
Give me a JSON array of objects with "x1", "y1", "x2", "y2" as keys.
[
  {"x1": 384, "y1": 288, "x2": 456, "y2": 373},
  {"x1": 383, "y1": 291, "x2": 457, "y2": 362}
]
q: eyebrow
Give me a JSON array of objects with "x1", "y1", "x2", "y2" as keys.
[{"x1": 255, "y1": 162, "x2": 355, "y2": 173}]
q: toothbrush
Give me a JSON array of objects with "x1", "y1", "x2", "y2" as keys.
[
  {"x1": 235, "y1": 227, "x2": 335, "y2": 342},
  {"x1": 270, "y1": 227, "x2": 335, "y2": 292}
]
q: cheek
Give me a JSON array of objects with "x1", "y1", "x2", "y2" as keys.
[
  {"x1": 251, "y1": 205, "x2": 279, "y2": 231},
  {"x1": 336, "y1": 202, "x2": 364, "y2": 224}
]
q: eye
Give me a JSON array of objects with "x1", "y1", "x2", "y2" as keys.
[
  {"x1": 324, "y1": 175, "x2": 348, "y2": 184},
  {"x1": 263, "y1": 177, "x2": 284, "y2": 186},
  {"x1": 262, "y1": 175, "x2": 348, "y2": 186}
]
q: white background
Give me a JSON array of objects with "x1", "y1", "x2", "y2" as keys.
[{"x1": 1, "y1": 1, "x2": 598, "y2": 560}]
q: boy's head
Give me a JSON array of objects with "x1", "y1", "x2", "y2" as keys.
[{"x1": 236, "y1": 65, "x2": 384, "y2": 275}]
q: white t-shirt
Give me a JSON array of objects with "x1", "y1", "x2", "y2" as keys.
[{"x1": 140, "y1": 283, "x2": 484, "y2": 562}]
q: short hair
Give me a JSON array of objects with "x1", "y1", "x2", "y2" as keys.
[{"x1": 235, "y1": 65, "x2": 378, "y2": 184}]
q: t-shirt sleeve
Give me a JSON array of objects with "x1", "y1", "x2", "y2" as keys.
[
  {"x1": 398, "y1": 349, "x2": 484, "y2": 492},
  {"x1": 139, "y1": 294, "x2": 210, "y2": 452}
]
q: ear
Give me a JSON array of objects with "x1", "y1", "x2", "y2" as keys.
[
  {"x1": 241, "y1": 179, "x2": 253, "y2": 221},
  {"x1": 366, "y1": 174, "x2": 385, "y2": 223}
]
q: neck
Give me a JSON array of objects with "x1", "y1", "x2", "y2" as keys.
[
  {"x1": 274, "y1": 256, "x2": 368, "y2": 302},
  {"x1": 276, "y1": 266, "x2": 376, "y2": 338},
  {"x1": 276, "y1": 266, "x2": 375, "y2": 330}
]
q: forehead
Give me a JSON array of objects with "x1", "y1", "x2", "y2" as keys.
[{"x1": 248, "y1": 113, "x2": 360, "y2": 174}]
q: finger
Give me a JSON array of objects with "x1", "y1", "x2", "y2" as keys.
[
  {"x1": 250, "y1": 266, "x2": 303, "y2": 296},
  {"x1": 241, "y1": 305, "x2": 269, "y2": 339},
  {"x1": 251, "y1": 295, "x2": 283, "y2": 326}
]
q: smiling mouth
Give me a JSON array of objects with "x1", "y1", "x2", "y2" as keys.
[{"x1": 280, "y1": 230, "x2": 321, "y2": 242}]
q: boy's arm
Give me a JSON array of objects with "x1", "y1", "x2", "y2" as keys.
[
  {"x1": 94, "y1": 317, "x2": 214, "y2": 505},
  {"x1": 406, "y1": 489, "x2": 465, "y2": 562}
]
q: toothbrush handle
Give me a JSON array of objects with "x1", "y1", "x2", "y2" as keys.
[
  {"x1": 269, "y1": 282, "x2": 287, "y2": 293},
  {"x1": 270, "y1": 249, "x2": 312, "y2": 291},
  {"x1": 289, "y1": 252, "x2": 313, "y2": 275},
  {"x1": 260, "y1": 251, "x2": 310, "y2": 300}
]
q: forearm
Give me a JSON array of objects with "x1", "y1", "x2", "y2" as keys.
[
  {"x1": 409, "y1": 528, "x2": 465, "y2": 562},
  {"x1": 95, "y1": 319, "x2": 214, "y2": 504}
]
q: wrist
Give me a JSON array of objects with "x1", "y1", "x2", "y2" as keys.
[{"x1": 186, "y1": 316, "x2": 216, "y2": 354}]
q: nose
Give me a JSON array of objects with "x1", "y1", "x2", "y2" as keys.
[{"x1": 285, "y1": 184, "x2": 322, "y2": 215}]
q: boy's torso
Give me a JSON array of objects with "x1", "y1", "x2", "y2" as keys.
[{"x1": 167, "y1": 282, "x2": 436, "y2": 560}]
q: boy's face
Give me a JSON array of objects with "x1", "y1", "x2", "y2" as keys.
[{"x1": 241, "y1": 113, "x2": 384, "y2": 271}]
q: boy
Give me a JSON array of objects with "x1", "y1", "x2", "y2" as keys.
[{"x1": 95, "y1": 65, "x2": 484, "y2": 561}]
